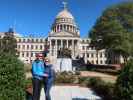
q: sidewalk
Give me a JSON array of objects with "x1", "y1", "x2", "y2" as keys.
[{"x1": 40, "y1": 86, "x2": 101, "y2": 100}]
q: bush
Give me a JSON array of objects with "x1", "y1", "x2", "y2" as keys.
[
  {"x1": 24, "y1": 64, "x2": 32, "y2": 73},
  {"x1": 0, "y1": 53, "x2": 26, "y2": 100},
  {"x1": 55, "y1": 71, "x2": 76, "y2": 84},
  {"x1": 114, "y1": 60, "x2": 133, "y2": 100},
  {"x1": 25, "y1": 78, "x2": 32, "y2": 88},
  {"x1": 89, "y1": 77, "x2": 114, "y2": 100},
  {"x1": 74, "y1": 71, "x2": 80, "y2": 75}
]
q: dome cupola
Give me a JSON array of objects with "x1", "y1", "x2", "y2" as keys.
[
  {"x1": 49, "y1": 2, "x2": 80, "y2": 37},
  {"x1": 56, "y1": 9, "x2": 74, "y2": 19}
]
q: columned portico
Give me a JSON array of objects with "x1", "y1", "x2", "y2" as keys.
[
  {"x1": 49, "y1": 37, "x2": 79, "y2": 59},
  {"x1": 48, "y1": 2, "x2": 80, "y2": 69}
]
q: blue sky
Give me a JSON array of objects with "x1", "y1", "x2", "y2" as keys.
[{"x1": 0, "y1": 0, "x2": 130, "y2": 37}]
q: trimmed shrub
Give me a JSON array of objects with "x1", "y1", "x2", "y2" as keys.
[
  {"x1": 55, "y1": 71, "x2": 76, "y2": 84},
  {"x1": 89, "y1": 77, "x2": 114, "y2": 100},
  {"x1": 0, "y1": 53, "x2": 26, "y2": 100},
  {"x1": 114, "y1": 60, "x2": 133, "y2": 100}
]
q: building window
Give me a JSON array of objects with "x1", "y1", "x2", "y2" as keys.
[
  {"x1": 27, "y1": 45, "x2": 29, "y2": 50},
  {"x1": 19, "y1": 39, "x2": 21, "y2": 42},
  {"x1": 105, "y1": 53, "x2": 107, "y2": 57},
  {"x1": 40, "y1": 39, "x2": 43, "y2": 43},
  {"x1": 100, "y1": 53, "x2": 102, "y2": 58},
  {"x1": 100, "y1": 60, "x2": 103, "y2": 64},
  {"x1": 31, "y1": 52, "x2": 33, "y2": 57},
  {"x1": 26, "y1": 52, "x2": 29, "y2": 57},
  {"x1": 82, "y1": 46, "x2": 85, "y2": 50},
  {"x1": 40, "y1": 45, "x2": 42, "y2": 50},
  {"x1": 91, "y1": 53, "x2": 94, "y2": 58},
  {"x1": 22, "y1": 45, "x2": 25, "y2": 49},
  {"x1": 32, "y1": 39, "x2": 34, "y2": 42},
  {"x1": 28, "y1": 39, "x2": 30, "y2": 42},
  {"x1": 36, "y1": 39, "x2": 38, "y2": 42},
  {"x1": 92, "y1": 60, "x2": 94, "y2": 64},
  {"x1": 22, "y1": 52, "x2": 24, "y2": 57},
  {"x1": 31, "y1": 45, "x2": 33, "y2": 49},
  {"x1": 87, "y1": 46, "x2": 89, "y2": 49},
  {"x1": 18, "y1": 45, "x2": 20, "y2": 49},
  {"x1": 36, "y1": 45, "x2": 38, "y2": 49},
  {"x1": 23, "y1": 39, "x2": 25, "y2": 42},
  {"x1": 87, "y1": 54, "x2": 89, "y2": 58},
  {"x1": 96, "y1": 60, "x2": 98, "y2": 64}
]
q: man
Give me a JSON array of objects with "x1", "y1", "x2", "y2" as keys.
[{"x1": 32, "y1": 53, "x2": 47, "y2": 100}]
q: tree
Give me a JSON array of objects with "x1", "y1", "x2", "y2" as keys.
[
  {"x1": 0, "y1": 53, "x2": 26, "y2": 100},
  {"x1": 0, "y1": 29, "x2": 26, "y2": 100},
  {"x1": 0, "y1": 32, "x2": 17, "y2": 55},
  {"x1": 89, "y1": 2, "x2": 133, "y2": 63},
  {"x1": 58, "y1": 48, "x2": 71, "y2": 58},
  {"x1": 114, "y1": 59, "x2": 133, "y2": 100}
]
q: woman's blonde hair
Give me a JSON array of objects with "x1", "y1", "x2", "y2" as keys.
[{"x1": 44, "y1": 57, "x2": 50, "y2": 63}]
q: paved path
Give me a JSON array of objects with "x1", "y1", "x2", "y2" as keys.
[{"x1": 40, "y1": 86, "x2": 101, "y2": 100}]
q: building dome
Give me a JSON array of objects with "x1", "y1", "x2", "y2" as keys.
[
  {"x1": 49, "y1": 2, "x2": 80, "y2": 37},
  {"x1": 56, "y1": 9, "x2": 74, "y2": 19}
]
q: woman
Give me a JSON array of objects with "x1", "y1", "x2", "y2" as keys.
[
  {"x1": 32, "y1": 53, "x2": 47, "y2": 100},
  {"x1": 44, "y1": 58, "x2": 55, "y2": 100}
]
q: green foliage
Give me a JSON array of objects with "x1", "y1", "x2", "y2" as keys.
[
  {"x1": 78, "y1": 77, "x2": 90, "y2": 87},
  {"x1": 58, "y1": 48, "x2": 71, "y2": 58},
  {"x1": 24, "y1": 64, "x2": 32, "y2": 73},
  {"x1": 25, "y1": 78, "x2": 32, "y2": 88},
  {"x1": 0, "y1": 53, "x2": 26, "y2": 100},
  {"x1": 89, "y1": 77, "x2": 114, "y2": 100},
  {"x1": 90, "y1": 2, "x2": 133, "y2": 59},
  {"x1": 114, "y1": 60, "x2": 133, "y2": 100},
  {"x1": 74, "y1": 71, "x2": 80, "y2": 75},
  {"x1": 0, "y1": 34, "x2": 17, "y2": 55},
  {"x1": 55, "y1": 71, "x2": 76, "y2": 84}
]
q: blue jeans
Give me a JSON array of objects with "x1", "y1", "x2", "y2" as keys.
[{"x1": 44, "y1": 78, "x2": 53, "y2": 100}]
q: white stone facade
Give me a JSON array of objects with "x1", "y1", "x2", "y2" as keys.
[{"x1": 0, "y1": 5, "x2": 124, "y2": 65}]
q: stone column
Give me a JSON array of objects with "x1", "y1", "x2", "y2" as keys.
[
  {"x1": 62, "y1": 25, "x2": 64, "y2": 31},
  {"x1": 55, "y1": 40, "x2": 57, "y2": 57},
  {"x1": 50, "y1": 40, "x2": 52, "y2": 56},
  {"x1": 67, "y1": 40, "x2": 68, "y2": 48},
  {"x1": 59, "y1": 25, "x2": 60, "y2": 32},
  {"x1": 68, "y1": 25, "x2": 70, "y2": 32},
  {"x1": 61, "y1": 39, "x2": 63, "y2": 49},
  {"x1": 56, "y1": 26, "x2": 57, "y2": 32},
  {"x1": 72, "y1": 26, "x2": 74, "y2": 33},
  {"x1": 74, "y1": 27, "x2": 76, "y2": 33},
  {"x1": 72, "y1": 40, "x2": 74, "y2": 58}
]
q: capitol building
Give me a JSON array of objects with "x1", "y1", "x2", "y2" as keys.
[{"x1": 0, "y1": 3, "x2": 124, "y2": 68}]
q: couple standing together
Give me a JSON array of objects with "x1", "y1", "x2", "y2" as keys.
[{"x1": 32, "y1": 53, "x2": 55, "y2": 100}]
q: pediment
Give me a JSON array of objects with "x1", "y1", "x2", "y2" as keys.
[{"x1": 50, "y1": 31, "x2": 75, "y2": 37}]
